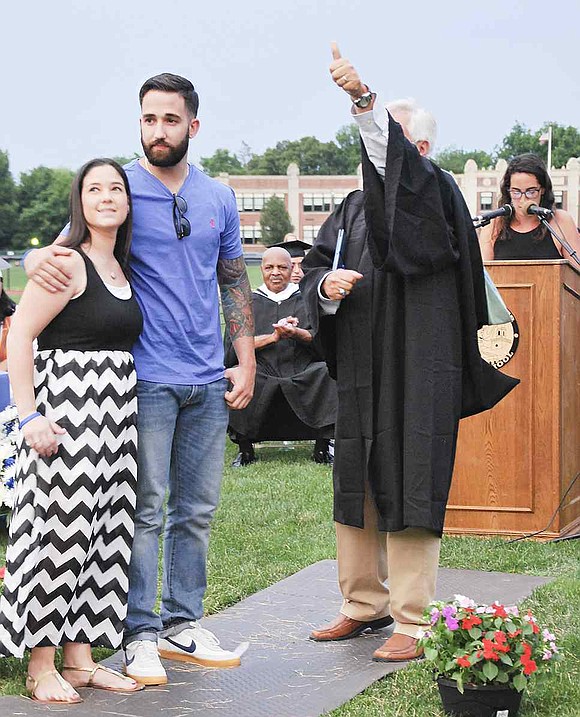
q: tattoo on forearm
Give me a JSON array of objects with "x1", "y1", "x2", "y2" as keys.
[{"x1": 218, "y1": 256, "x2": 255, "y2": 341}]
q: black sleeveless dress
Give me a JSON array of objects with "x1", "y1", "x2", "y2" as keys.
[
  {"x1": 0, "y1": 251, "x2": 143, "y2": 656},
  {"x1": 494, "y1": 224, "x2": 561, "y2": 259}
]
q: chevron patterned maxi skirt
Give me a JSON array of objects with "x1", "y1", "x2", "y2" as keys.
[{"x1": 0, "y1": 349, "x2": 138, "y2": 658}]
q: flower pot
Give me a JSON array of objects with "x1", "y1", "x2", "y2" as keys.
[{"x1": 437, "y1": 677, "x2": 523, "y2": 717}]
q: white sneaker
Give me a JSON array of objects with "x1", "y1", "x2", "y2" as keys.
[
  {"x1": 124, "y1": 639, "x2": 168, "y2": 685},
  {"x1": 158, "y1": 622, "x2": 246, "y2": 668}
]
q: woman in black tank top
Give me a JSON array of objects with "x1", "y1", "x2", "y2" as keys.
[
  {"x1": 479, "y1": 153, "x2": 580, "y2": 262},
  {"x1": 0, "y1": 159, "x2": 144, "y2": 702}
]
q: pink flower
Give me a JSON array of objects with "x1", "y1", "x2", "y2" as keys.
[
  {"x1": 430, "y1": 608, "x2": 441, "y2": 625},
  {"x1": 445, "y1": 616, "x2": 460, "y2": 631},
  {"x1": 542, "y1": 629, "x2": 556, "y2": 641},
  {"x1": 542, "y1": 649, "x2": 553, "y2": 660}
]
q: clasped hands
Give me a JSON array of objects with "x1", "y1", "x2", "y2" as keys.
[{"x1": 271, "y1": 316, "x2": 300, "y2": 341}]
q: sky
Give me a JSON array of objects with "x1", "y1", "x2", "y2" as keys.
[{"x1": 2, "y1": 0, "x2": 579, "y2": 179}]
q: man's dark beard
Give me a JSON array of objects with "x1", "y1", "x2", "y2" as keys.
[{"x1": 142, "y1": 132, "x2": 189, "y2": 167}]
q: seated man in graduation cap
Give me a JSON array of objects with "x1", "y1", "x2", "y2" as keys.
[
  {"x1": 271, "y1": 235, "x2": 312, "y2": 284},
  {"x1": 225, "y1": 246, "x2": 337, "y2": 467}
]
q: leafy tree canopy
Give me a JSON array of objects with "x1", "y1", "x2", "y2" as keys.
[
  {"x1": 434, "y1": 147, "x2": 494, "y2": 173},
  {"x1": 201, "y1": 125, "x2": 362, "y2": 177},
  {"x1": 13, "y1": 167, "x2": 74, "y2": 249},
  {"x1": 200, "y1": 148, "x2": 246, "y2": 176},
  {"x1": 495, "y1": 122, "x2": 580, "y2": 168},
  {"x1": 0, "y1": 150, "x2": 18, "y2": 247}
]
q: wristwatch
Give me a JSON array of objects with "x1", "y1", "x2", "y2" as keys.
[{"x1": 353, "y1": 88, "x2": 373, "y2": 109}]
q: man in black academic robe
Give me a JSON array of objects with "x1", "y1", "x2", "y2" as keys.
[
  {"x1": 225, "y1": 247, "x2": 337, "y2": 466},
  {"x1": 302, "y1": 46, "x2": 518, "y2": 661}
]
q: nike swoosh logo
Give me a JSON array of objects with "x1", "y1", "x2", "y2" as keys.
[
  {"x1": 164, "y1": 636, "x2": 197, "y2": 654},
  {"x1": 125, "y1": 654, "x2": 136, "y2": 666}
]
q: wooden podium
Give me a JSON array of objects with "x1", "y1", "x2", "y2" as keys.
[{"x1": 445, "y1": 260, "x2": 580, "y2": 539}]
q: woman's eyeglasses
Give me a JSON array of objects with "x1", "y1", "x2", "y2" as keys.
[
  {"x1": 508, "y1": 187, "x2": 541, "y2": 200},
  {"x1": 173, "y1": 194, "x2": 191, "y2": 239}
]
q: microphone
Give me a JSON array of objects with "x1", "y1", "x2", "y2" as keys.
[
  {"x1": 527, "y1": 204, "x2": 553, "y2": 220},
  {"x1": 472, "y1": 204, "x2": 512, "y2": 225}
]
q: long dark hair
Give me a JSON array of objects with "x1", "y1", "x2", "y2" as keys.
[
  {"x1": 0, "y1": 284, "x2": 15, "y2": 321},
  {"x1": 61, "y1": 158, "x2": 133, "y2": 271},
  {"x1": 496, "y1": 153, "x2": 555, "y2": 243}
]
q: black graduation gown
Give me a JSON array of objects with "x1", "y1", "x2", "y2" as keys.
[
  {"x1": 300, "y1": 116, "x2": 518, "y2": 535},
  {"x1": 225, "y1": 289, "x2": 337, "y2": 440}
]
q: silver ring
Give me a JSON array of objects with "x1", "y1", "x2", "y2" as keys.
[
  {"x1": 341, "y1": 75, "x2": 349, "y2": 83},
  {"x1": 338, "y1": 288, "x2": 346, "y2": 296}
]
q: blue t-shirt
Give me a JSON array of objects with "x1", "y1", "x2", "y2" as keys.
[{"x1": 124, "y1": 160, "x2": 242, "y2": 384}]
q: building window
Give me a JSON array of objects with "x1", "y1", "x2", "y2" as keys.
[
  {"x1": 553, "y1": 190, "x2": 564, "y2": 209},
  {"x1": 241, "y1": 226, "x2": 262, "y2": 244},
  {"x1": 480, "y1": 192, "x2": 493, "y2": 211},
  {"x1": 303, "y1": 226, "x2": 320, "y2": 242},
  {"x1": 237, "y1": 194, "x2": 283, "y2": 212},
  {"x1": 303, "y1": 193, "x2": 345, "y2": 212}
]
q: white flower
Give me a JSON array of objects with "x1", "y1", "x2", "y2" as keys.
[{"x1": 454, "y1": 595, "x2": 476, "y2": 609}]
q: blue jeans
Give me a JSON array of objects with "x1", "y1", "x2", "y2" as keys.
[{"x1": 124, "y1": 378, "x2": 228, "y2": 642}]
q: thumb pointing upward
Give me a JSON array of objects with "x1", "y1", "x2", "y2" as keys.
[{"x1": 331, "y1": 42, "x2": 341, "y2": 60}]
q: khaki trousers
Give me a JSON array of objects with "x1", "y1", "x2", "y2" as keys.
[{"x1": 336, "y1": 489, "x2": 441, "y2": 638}]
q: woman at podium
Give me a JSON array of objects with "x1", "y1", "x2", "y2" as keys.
[{"x1": 479, "y1": 154, "x2": 580, "y2": 261}]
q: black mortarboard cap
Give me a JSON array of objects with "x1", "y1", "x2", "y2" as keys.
[{"x1": 270, "y1": 238, "x2": 312, "y2": 258}]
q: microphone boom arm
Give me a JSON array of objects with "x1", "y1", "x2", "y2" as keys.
[{"x1": 539, "y1": 218, "x2": 580, "y2": 268}]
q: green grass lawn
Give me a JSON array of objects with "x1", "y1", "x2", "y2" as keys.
[
  {"x1": 3, "y1": 266, "x2": 26, "y2": 300},
  {"x1": 1, "y1": 260, "x2": 578, "y2": 713},
  {"x1": 1, "y1": 440, "x2": 579, "y2": 715},
  {"x1": 4, "y1": 263, "x2": 262, "y2": 303}
]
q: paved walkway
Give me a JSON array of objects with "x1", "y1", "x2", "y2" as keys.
[{"x1": 1, "y1": 561, "x2": 549, "y2": 716}]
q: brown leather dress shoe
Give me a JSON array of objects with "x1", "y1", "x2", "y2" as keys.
[
  {"x1": 309, "y1": 613, "x2": 394, "y2": 641},
  {"x1": 372, "y1": 633, "x2": 424, "y2": 662}
]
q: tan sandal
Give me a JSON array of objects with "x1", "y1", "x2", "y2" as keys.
[
  {"x1": 26, "y1": 669, "x2": 83, "y2": 704},
  {"x1": 62, "y1": 664, "x2": 145, "y2": 692}
]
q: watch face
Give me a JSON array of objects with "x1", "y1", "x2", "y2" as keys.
[{"x1": 356, "y1": 94, "x2": 371, "y2": 108}]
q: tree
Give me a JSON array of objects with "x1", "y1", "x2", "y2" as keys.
[
  {"x1": 539, "y1": 122, "x2": 580, "y2": 168},
  {"x1": 334, "y1": 124, "x2": 362, "y2": 174},
  {"x1": 201, "y1": 126, "x2": 362, "y2": 177},
  {"x1": 112, "y1": 154, "x2": 140, "y2": 167},
  {"x1": 495, "y1": 122, "x2": 580, "y2": 167},
  {"x1": 435, "y1": 147, "x2": 494, "y2": 173},
  {"x1": 200, "y1": 148, "x2": 246, "y2": 176},
  {"x1": 495, "y1": 122, "x2": 541, "y2": 163},
  {"x1": 13, "y1": 167, "x2": 74, "y2": 249},
  {"x1": 259, "y1": 196, "x2": 293, "y2": 246},
  {"x1": 247, "y1": 135, "x2": 355, "y2": 176},
  {"x1": 0, "y1": 150, "x2": 18, "y2": 248}
]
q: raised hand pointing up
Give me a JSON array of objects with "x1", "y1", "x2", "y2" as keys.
[{"x1": 329, "y1": 42, "x2": 369, "y2": 104}]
